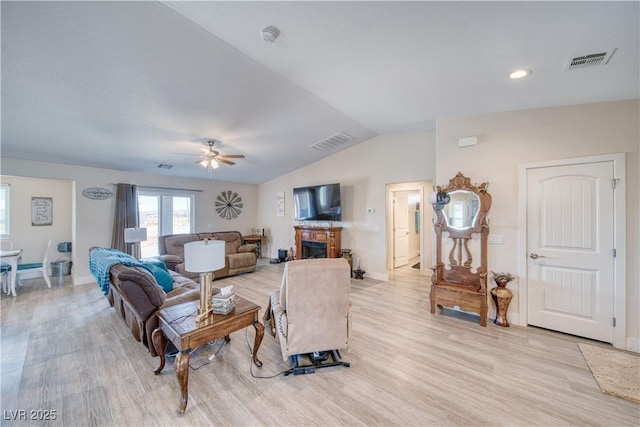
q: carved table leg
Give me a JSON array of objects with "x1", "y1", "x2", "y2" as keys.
[
  {"x1": 152, "y1": 328, "x2": 165, "y2": 375},
  {"x1": 429, "y1": 287, "x2": 436, "y2": 314},
  {"x1": 252, "y1": 320, "x2": 264, "y2": 367},
  {"x1": 175, "y1": 351, "x2": 191, "y2": 415}
]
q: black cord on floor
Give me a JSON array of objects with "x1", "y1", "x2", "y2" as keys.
[
  {"x1": 245, "y1": 328, "x2": 290, "y2": 379},
  {"x1": 189, "y1": 339, "x2": 225, "y2": 370}
]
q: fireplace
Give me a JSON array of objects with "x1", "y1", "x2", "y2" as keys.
[
  {"x1": 294, "y1": 225, "x2": 342, "y2": 260},
  {"x1": 302, "y1": 241, "x2": 327, "y2": 259}
]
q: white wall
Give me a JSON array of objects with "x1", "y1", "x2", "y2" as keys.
[
  {"x1": 0, "y1": 175, "x2": 73, "y2": 272},
  {"x1": 0, "y1": 159, "x2": 258, "y2": 284},
  {"x1": 436, "y1": 99, "x2": 639, "y2": 350},
  {"x1": 257, "y1": 132, "x2": 436, "y2": 280}
]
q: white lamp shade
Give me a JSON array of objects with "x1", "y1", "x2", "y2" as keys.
[
  {"x1": 184, "y1": 240, "x2": 226, "y2": 273},
  {"x1": 124, "y1": 227, "x2": 147, "y2": 243}
]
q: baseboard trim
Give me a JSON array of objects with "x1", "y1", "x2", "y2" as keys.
[{"x1": 626, "y1": 337, "x2": 639, "y2": 353}]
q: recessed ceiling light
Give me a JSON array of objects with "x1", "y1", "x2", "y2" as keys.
[{"x1": 509, "y1": 69, "x2": 532, "y2": 79}]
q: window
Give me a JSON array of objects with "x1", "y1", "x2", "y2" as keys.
[
  {"x1": 0, "y1": 184, "x2": 10, "y2": 237},
  {"x1": 137, "y1": 189, "x2": 194, "y2": 258}
]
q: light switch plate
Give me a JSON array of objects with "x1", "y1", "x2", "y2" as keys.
[{"x1": 488, "y1": 234, "x2": 504, "y2": 244}]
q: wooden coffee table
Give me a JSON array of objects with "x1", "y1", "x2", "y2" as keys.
[{"x1": 152, "y1": 296, "x2": 264, "y2": 415}]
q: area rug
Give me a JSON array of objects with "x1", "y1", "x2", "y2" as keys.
[{"x1": 579, "y1": 343, "x2": 640, "y2": 403}]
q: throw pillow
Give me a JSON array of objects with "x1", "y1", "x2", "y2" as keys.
[{"x1": 142, "y1": 261, "x2": 174, "y2": 293}]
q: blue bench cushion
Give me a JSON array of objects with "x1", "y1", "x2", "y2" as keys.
[{"x1": 18, "y1": 263, "x2": 42, "y2": 270}]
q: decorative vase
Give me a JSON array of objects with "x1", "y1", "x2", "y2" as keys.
[
  {"x1": 496, "y1": 280, "x2": 509, "y2": 288},
  {"x1": 491, "y1": 286, "x2": 513, "y2": 327}
]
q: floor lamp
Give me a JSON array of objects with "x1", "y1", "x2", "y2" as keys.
[
  {"x1": 184, "y1": 239, "x2": 226, "y2": 322},
  {"x1": 124, "y1": 227, "x2": 147, "y2": 258}
]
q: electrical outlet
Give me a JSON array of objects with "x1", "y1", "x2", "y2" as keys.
[{"x1": 488, "y1": 234, "x2": 504, "y2": 244}]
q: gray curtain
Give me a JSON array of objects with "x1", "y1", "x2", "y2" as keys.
[{"x1": 111, "y1": 183, "x2": 139, "y2": 257}]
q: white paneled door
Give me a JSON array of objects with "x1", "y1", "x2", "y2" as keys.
[
  {"x1": 527, "y1": 161, "x2": 615, "y2": 342},
  {"x1": 393, "y1": 192, "x2": 409, "y2": 268}
]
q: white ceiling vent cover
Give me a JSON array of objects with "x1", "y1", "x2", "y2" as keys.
[
  {"x1": 311, "y1": 132, "x2": 353, "y2": 152},
  {"x1": 566, "y1": 49, "x2": 616, "y2": 70}
]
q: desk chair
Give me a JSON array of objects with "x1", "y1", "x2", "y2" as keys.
[{"x1": 17, "y1": 240, "x2": 52, "y2": 289}]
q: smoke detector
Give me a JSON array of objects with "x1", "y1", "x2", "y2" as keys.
[{"x1": 261, "y1": 26, "x2": 280, "y2": 43}]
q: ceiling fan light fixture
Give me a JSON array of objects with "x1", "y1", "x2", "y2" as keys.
[
  {"x1": 200, "y1": 158, "x2": 209, "y2": 168},
  {"x1": 210, "y1": 159, "x2": 219, "y2": 169}
]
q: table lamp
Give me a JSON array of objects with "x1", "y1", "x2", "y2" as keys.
[
  {"x1": 124, "y1": 227, "x2": 147, "y2": 258},
  {"x1": 184, "y1": 239, "x2": 226, "y2": 320}
]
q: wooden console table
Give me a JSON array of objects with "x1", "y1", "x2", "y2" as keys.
[
  {"x1": 152, "y1": 297, "x2": 264, "y2": 415},
  {"x1": 294, "y1": 225, "x2": 342, "y2": 259}
]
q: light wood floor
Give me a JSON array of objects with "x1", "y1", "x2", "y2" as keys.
[{"x1": 1, "y1": 262, "x2": 638, "y2": 426}]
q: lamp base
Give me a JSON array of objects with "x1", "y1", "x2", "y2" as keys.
[{"x1": 197, "y1": 272, "x2": 213, "y2": 322}]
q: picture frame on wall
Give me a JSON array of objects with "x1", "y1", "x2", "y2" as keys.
[
  {"x1": 276, "y1": 191, "x2": 285, "y2": 217},
  {"x1": 31, "y1": 197, "x2": 53, "y2": 226}
]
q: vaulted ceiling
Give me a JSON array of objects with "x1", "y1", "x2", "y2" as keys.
[{"x1": 2, "y1": 1, "x2": 638, "y2": 184}]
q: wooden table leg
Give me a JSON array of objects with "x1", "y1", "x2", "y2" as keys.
[
  {"x1": 252, "y1": 320, "x2": 264, "y2": 367},
  {"x1": 152, "y1": 328, "x2": 165, "y2": 375},
  {"x1": 175, "y1": 350, "x2": 190, "y2": 415}
]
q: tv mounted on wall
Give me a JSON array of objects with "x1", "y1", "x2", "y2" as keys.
[{"x1": 293, "y1": 183, "x2": 342, "y2": 221}]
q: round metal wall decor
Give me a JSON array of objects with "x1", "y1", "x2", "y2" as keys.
[{"x1": 215, "y1": 190, "x2": 243, "y2": 220}]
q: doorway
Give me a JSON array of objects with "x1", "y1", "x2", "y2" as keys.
[
  {"x1": 386, "y1": 181, "x2": 433, "y2": 271},
  {"x1": 518, "y1": 153, "x2": 626, "y2": 348}
]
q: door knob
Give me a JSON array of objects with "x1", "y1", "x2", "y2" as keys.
[{"x1": 530, "y1": 253, "x2": 545, "y2": 259}]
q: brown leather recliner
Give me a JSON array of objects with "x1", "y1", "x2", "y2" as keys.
[
  {"x1": 158, "y1": 231, "x2": 258, "y2": 280},
  {"x1": 108, "y1": 264, "x2": 216, "y2": 357}
]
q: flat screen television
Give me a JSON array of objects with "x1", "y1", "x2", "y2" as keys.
[{"x1": 293, "y1": 183, "x2": 342, "y2": 221}]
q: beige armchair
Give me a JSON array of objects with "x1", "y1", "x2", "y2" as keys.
[{"x1": 264, "y1": 258, "x2": 351, "y2": 375}]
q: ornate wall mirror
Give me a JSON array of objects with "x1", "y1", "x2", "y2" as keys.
[
  {"x1": 430, "y1": 172, "x2": 491, "y2": 326},
  {"x1": 443, "y1": 190, "x2": 481, "y2": 230}
]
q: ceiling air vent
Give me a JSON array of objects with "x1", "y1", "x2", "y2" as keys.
[
  {"x1": 310, "y1": 132, "x2": 353, "y2": 152},
  {"x1": 157, "y1": 164, "x2": 173, "y2": 169},
  {"x1": 566, "y1": 49, "x2": 616, "y2": 70}
]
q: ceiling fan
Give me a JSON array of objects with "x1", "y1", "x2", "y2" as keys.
[{"x1": 196, "y1": 139, "x2": 245, "y2": 171}]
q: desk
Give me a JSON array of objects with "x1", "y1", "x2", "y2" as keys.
[
  {"x1": 1, "y1": 249, "x2": 22, "y2": 297},
  {"x1": 152, "y1": 297, "x2": 264, "y2": 415},
  {"x1": 243, "y1": 235, "x2": 267, "y2": 258}
]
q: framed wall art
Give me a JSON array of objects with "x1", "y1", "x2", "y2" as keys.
[
  {"x1": 276, "y1": 191, "x2": 285, "y2": 217},
  {"x1": 31, "y1": 197, "x2": 53, "y2": 226}
]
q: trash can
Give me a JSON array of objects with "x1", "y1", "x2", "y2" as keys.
[{"x1": 50, "y1": 260, "x2": 72, "y2": 277}]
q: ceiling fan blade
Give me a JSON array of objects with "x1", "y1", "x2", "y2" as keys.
[
  {"x1": 218, "y1": 158, "x2": 236, "y2": 166},
  {"x1": 219, "y1": 154, "x2": 245, "y2": 159}
]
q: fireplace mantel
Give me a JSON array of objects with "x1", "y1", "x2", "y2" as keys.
[{"x1": 294, "y1": 225, "x2": 342, "y2": 260}]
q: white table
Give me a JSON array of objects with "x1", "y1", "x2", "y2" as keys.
[{"x1": 1, "y1": 249, "x2": 22, "y2": 297}]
